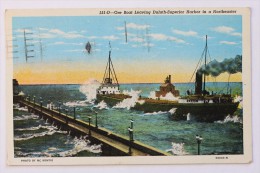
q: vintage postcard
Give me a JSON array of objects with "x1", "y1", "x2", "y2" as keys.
[{"x1": 5, "y1": 7, "x2": 251, "y2": 165}]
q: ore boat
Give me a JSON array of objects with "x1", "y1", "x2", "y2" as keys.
[{"x1": 96, "y1": 38, "x2": 239, "y2": 122}]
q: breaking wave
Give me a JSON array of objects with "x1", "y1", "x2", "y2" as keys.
[
  {"x1": 15, "y1": 136, "x2": 102, "y2": 157},
  {"x1": 15, "y1": 124, "x2": 58, "y2": 131},
  {"x1": 234, "y1": 95, "x2": 243, "y2": 109},
  {"x1": 94, "y1": 100, "x2": 109, "y2": 110},
  {"x1": 79, "y1": 79, "x2": 101, "y2": 102},
  {"x1": 113, "y1": 89, "x2": 145, "y2": 110},
  {"x1": 13, "y1": 104, "x2": 28, "y2": 112},
  {"x1": 57, "y1": 136, "x2": 102, "y2": 157},
  {"x1": 13, "y1": 114, "x2": 39, "y2": 121},
  {"x1": 215, "y1": 115, "x2": 243, "y2": 124},
  {"x1": 169, "y1": 108, "x2": 177, "y2": 115},
  {"x1": 148, "y1": 91, "x2": 179, "y2": 101},
  {"x1": 63, "y1": 100, "x2": 90, "y2": 107},
  {"x1": 143, "y1": 111, "x2": 168, "y2": 116},
  {"x1": 166, "y1": 142, "x2": 188, "y2": 155},
  {"x1": 142, "y1": 108, "x2": 177, "y2": 116},
  {"x1": 14, "y1": 125, "x2": 67, "y2": 141}
]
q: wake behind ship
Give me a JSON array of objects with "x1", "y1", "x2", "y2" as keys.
[{"x1": 96, "y1": 38, "x2": 240, "y2": 122}]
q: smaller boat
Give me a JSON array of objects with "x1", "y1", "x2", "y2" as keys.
[
  {"x1": 155, "y1": 75, "x2": 179, "y2": 98},
  {"x1": 97, "y1": 44, "x2": 120, "y2": 95}
]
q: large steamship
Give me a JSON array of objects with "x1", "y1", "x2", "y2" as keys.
[{"x1": 96, "y1": 37, "x2": 239, "y2": 122}]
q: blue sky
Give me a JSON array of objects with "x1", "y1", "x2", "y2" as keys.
[{"x1": 10, "y1": 15, "x2": 242, "y2": 84}]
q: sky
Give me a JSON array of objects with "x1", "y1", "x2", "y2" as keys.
[{"x1": 10, "y1": 15, "x2": 242, "y2": 84}]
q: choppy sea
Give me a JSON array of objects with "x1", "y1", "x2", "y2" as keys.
[{"x1": 13, "y1": 82, "x2": 243, "y2": 157}]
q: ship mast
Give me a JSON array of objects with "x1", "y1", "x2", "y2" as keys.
[
  {"x1": 108, "y1": 47, "x2": 111, "y2": 81},
  {"x1": 102, "y1": 42, "x2": 119, "y2": 87},
  {"x1": 203, "y1": 35, "x2": 208, "y2": 95}
]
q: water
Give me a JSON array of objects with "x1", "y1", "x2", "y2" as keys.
[{"x1": 14, "y1": 82, "x2": 243, "y2": 157}]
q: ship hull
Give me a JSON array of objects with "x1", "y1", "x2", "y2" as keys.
[{"x1": 96, "y1": 94, "x2": 239, "y2": 122}]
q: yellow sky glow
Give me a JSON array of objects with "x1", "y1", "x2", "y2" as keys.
[{"x1": 14, "y1": 62, "x2": 242, "y2": 85}]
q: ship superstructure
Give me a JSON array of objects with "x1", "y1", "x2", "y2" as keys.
[
  {"x1": 155, "y1": 75, "x2": 179, "y2": 97},
  {"x1": 97, "y1": 44, "x2": 120, "y2": 95}
]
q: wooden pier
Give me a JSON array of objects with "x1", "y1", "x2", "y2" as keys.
[{"x1": 16, "y1": 97, "x2": 170, "y2": 156}]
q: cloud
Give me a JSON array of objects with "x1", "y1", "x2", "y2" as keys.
[
  {"x1": 212, "y1": 26, "x2": 234, "y2": 33},
  {"x1": 131, "y1": 44, "x2": 139, "y2": 48},
  {"x1": 39, "y1": 33, "x2": 55, "y2": 39},
  {"x1": 116, "y1": 22, "x2": 150, "y2": 31},
  {"x1": 131, "y1": 43, "x2": 154, "y2": 48},
  {"x1": 212, "y1": 26, "x2": 241, "y2": 37},
  {"x1": 168, "y1": 36, "x2": 186, "y2": 43},
  {"x1": 102, "y1": 35, "x2": 120, "y2": 40},
  {"x1": 142, "y1": 43, "x2": 154, "y2": 47},
  {"x1": 49, "y1": 29, "x2": 85, "y2": 38},
  {"x1": 127, "y1": 23, "x2": 150, "y2": 30},
  {"x1": 49, "y1": 42, "x2": 84, "y2": 46},
  {"x1": 87, "y1": 36, "x2": 98, "y2": 39},
  {"x1": 116, "y1": 26, "x2": 124, "y2": 31},
  {"x1": 129, "y1": 37, "x2": 144, "y2": 42},
  {"x1": 52, "y1": 41, "x2": 66, "y2": 45},
  {"x1": 64, "y1": 49, "x2": 84, "y2": 52},
  {"x1": 230, "y1": 32, "x2": 242, "y2": 37},
  {"x1": 219, "y1": 41, "x2": 238, "y2": 45},
  {"x1": 16, "y1": 27, "x2": 86, "y2": 39},
  {"x1": 15, "y1": 28, "x2": 32, "y2": 33},
  {"x1": 172, "y1": 29, "x2": 198, "y2": 37},
  {"x1": 149, "y1": 33, "x2": 186, "y2": 44},
  {"x1": 39, "y1": 28, "x2": 49, "y2": 31},
  {"x1": 149, "y1": 33, "x2": 168, "y2": 40}
]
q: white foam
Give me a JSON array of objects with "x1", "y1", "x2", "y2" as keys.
[
  {"x1": 94, "y1": 100, "x2": 109, "y2": 110},
  {"x1": 169, "y1": 108, "x2": 177, "y2": 115},
  {"x1": 143, "y1": 111, "x2": 168, "y2": 116},
  {"x1": 79, "y1": 79, "x2": 101, "y2": 102},
  {"x1": 18, "y1": 91, "x2": 25, "y2": 96},
  {"x1": 113, "y1": 89, "x2": 144, "y2": 110},
  {"x1": 47, "y1": 147, "x2": 58, "y2": 152},
  {"x1": 215, "y1": 115, "x2": 242, "y2": 124},
  {"x1": 15, "y1": 124, "x2": 60, "y2": 131},
  {"x1": 63, "y1": 100, "x2": 90, "y2": 107},
  {"x1": 166, "y1": 142, "x2": 188, "y2": 156},
  {"x1": 148, "y1": 91, "x2": 157, "y2": 99},
  {"x1": 160, "y1": 92, "x2": 179, "y2": 101},
  {"x1": 58, "y1": 137, "x2": 102, "y2": 157},
  {"x1": 142, "y1": 108, "x2": 177, "y2": 116},
  {"x1": 13, "y1": 114, "x2": 39, "y2": 121},
  {"x1": 13, "y1": 104, "x2": 28, "y2": 112},
  {"x1": 14, "y1": 125, "x2": 67, "y2": 141},
  {"x1": 234, "y1": 95, "x2": 243, "y2": 109},
  {"x1": 148, "y1": 91, "x2": 179, "y2": 101}
]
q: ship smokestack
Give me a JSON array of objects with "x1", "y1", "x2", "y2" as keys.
[{"x1": 195, "y1": 72, "x2": 202, "y2": 95}]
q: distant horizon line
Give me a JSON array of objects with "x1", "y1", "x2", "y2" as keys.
[{"x1": 18, "y1": 81, "x2": 242, "y2": 86}]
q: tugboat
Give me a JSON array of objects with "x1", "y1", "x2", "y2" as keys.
[{"x1": 96, "y1": 44, "x2": 130, "y2": 106}]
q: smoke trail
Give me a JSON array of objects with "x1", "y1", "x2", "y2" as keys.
[{"x1": 198, "y1": 55, "x2": 242, "y2": 77}]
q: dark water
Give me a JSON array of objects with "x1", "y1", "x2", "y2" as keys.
[{"x1": 14, "y1": 82, "x2": 243, "y2": 157}]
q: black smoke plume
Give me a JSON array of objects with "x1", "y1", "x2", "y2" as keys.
[{"x1": 198, "y1": 55, "x2": 242, "y2": 77}]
